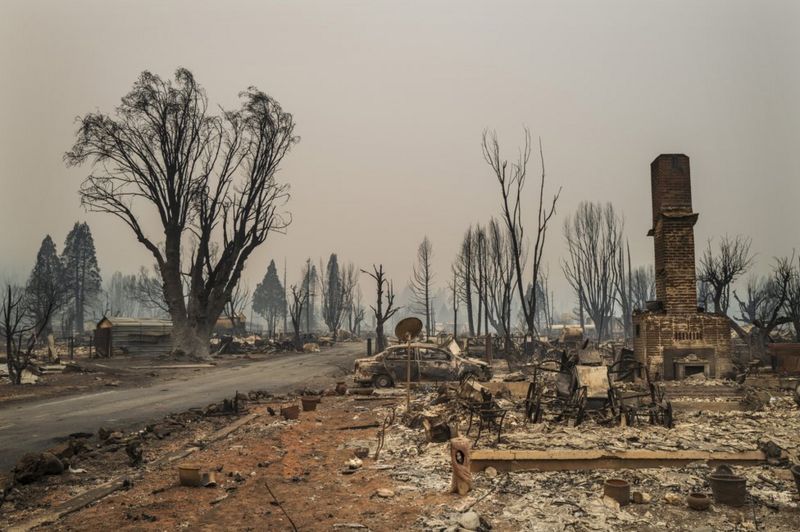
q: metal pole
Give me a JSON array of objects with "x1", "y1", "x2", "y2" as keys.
[{"x1": 406, "y1": 333, "x2": 412, "y2": 411}]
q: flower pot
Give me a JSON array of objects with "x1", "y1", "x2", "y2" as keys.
[
  {"x1": 178, "y1": 463, "x2": 203, "y2": 487},
  {"x1": 603, "y1": 478, "x2": 630, "y2": 506},
  {"x1": 281, "y1": 404, "x2": 300, "y2": 420},
  {"x1": 301, "y1": 396, "x2": 321, "y2": 412},
  {"x1": 687, "y1": 492, "x2": 710, "y2": 511},
  {"x1": 709, "y1": 465, "x2": 746, "y2": 507}
]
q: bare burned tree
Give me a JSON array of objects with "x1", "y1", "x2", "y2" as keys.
[
  {"x1": 631, "y1": 265, "x2": 655, "y2": 311},
  {"x1": 410, "y1": 237, "x2": 434, "y2": 338},
  {"x1": 288, "y1": 285, "x2": 308, "y2": 349},
  {"x1": 453, "y1": 228, "x2": 475, "y2": 336},
  {"x1": 484, "y1": 218, "x2": 516, "y2": 344},
  {"x1": 562, "y1": 202, "x2": 623, "y2": 341},
  {"x1": 2, "y1": 283, "x2": 58, "y2": 384},
  {"x1": 470, "y1": 225, "x2": 488, "y2": 336},
  {"x1": 532, "y1": 266, "x2": 554, "y2": 335},
  {"x1": 65, "y1": 68, "x2": 298, "y2": 358},
  {"x1": 732, "y1": 258, "x2": 793, "y2": 358},
  {"x1": 132, "y1": 265, "x2": 169, "y2": 317},
  {"x1": 224, "y1": 281, "x2": 250, "y2": 335},
  {"x1": 449, "y1": 269, "x2": 459, "y2": 337},
  {"x1": 347, "y1": 286, "x2": 366, "y2": 336},
  {"x1": 363, "y1": 265, "x2": 400, "y2": 352},
  {"x1": 613, "y1": 241, "x2": 634, "y2": 340},
  {"x1": 482, "y1": 128, "x2": 560, "y2": 337},
  {"x1": 698, "y1": 235, "x2": 754, "y2": 315},
  {"x1": 786, "y1": 257, "x2": 800, "y2": 341}
]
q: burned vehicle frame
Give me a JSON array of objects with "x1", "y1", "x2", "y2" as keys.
[{"x1": 353, "y1": 343, "x2": 492, "y2": 388}]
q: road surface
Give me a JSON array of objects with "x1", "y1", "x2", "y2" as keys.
[{"x1": 0, "y1": 344, "x2": 364, "y2": 470}]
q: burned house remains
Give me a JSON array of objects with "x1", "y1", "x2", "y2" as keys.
[{"x1": 632, "y1": 154, "x2": 732, "y2": 380}]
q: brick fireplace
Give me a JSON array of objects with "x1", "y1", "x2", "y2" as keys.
[{"x1": 632, "y1": 154, "x2": 732, "y2": 380}]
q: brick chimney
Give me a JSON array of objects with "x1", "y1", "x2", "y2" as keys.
[{"x1": 650, "y1": 154, "x2": 698, "y2": 314}]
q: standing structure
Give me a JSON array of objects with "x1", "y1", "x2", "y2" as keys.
[{"x1": 632, "y1": 155, "x2": 731, "y2": 380}]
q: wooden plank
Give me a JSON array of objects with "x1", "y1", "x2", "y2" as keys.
[{"x1": 469, "y1": 448, "x2": 768, "y2": 473}]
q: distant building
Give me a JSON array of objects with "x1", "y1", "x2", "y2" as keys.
[
  {"x1": 95, "y1": 316, "x2": 173, "y2": 356},
  {"x1": 632, "y1": 155, "x2": 732, "y2": 380}
]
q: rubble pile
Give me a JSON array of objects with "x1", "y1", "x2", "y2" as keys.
[{"x1": 359, "y1": 375, "x2": 800, "y2": 531}]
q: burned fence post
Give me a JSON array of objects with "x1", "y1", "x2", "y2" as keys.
[{"x1": 450, "y1": 436, "x2": 473, "y2": 495}]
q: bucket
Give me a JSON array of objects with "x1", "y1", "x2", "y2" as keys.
[
  {"x1": 603, "y1": 478, "x2": 630, "y2": 506},
  {"x1": 791, "y1": 464, "x2": 800, "y2": 495},
  {"x1": 178, "y1": 463, "x2": 203, "y2": 487},
  {"x1": 709, "y1": 465, "x2": 747, "y2": 506},
  {"x1": 281, "y1": 404, "x2": 300, "y2": 420},
  {"x1": 301, "y1": 396, "x2": 321, "y2": 412},
  {"x1": 687, "y1": 492, "x2": 710, "y2": 511}
]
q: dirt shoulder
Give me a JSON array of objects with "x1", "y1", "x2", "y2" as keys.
[{"x1": 0, "y1": 345, "x2": 357, "y2": 407}]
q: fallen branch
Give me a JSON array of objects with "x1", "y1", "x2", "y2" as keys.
[{"x1": 336, "y1": 422, "x2": 380, "y2": 430}]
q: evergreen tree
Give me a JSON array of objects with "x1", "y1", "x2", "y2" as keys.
[
  {"x1": 62, "y1": 222, "x2": 102, "y2": 333},
  {"x1": 26, "y1": 235, "x2": 67, "y2": 336},
  {"x1": 252, "y1": 260, "x2": 286, "y2": 336},
  {"x1": 321, "y1": 254, "x2": 341, "y2": 335}
]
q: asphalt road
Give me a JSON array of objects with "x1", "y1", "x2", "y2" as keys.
[{"x1": 0, "y1": 344, "x2": 365, "y2": 470}]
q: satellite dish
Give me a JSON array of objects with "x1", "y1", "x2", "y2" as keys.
[{"x1": 395, "y1": 317, "x2": 423, "y2": 341}]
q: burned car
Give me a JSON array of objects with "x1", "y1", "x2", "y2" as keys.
[{"x1": 354, "y1": 343, "x2": 492, "y2": 388}]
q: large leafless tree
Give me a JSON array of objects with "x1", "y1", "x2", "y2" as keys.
[
  {"x1": 631, "y1": 265, "x2": 655, "y2": 311},
  {"x1": 482, "y1": 128, "x2": 560, "y2": 337},
  {"x1": 453, "y1": 228, "x2": 475, "y2": 336},
  {"x1": 698, "y1": 235, "x2": 753, "y2": 314},
  {"x1": 410, "y1": 237, "x2": 434, "y2": 337},
  {"x1": 65, "y1": 69, "x2": 298, "y2": 358},
  {"x1": 2, "y1": 283, "x2": 59, "y2": 384},
  {"x1": 613, "y1": 241, "x2": 634, "y2": 340},
  {"x1": 483, "y1": 218, "x2": 516, "y2": 343},
  {"x1": 786, "y1": 257, "x2": 800, "y2": 341},
  {"x1": 470, "y1": 225, "x2": 488, "y2": 336},
  {"x1": 363, "y1": 265, "x2": 399, "y2": 352},
  {"x1": 732, "y1": 258, "x2": 793, "y2": 358},
  {"x1": 562, "y1": 202, "x2": 623, "y2": 341},
  {"x1": 288, "y1": 285, "x2": 308, "y2": 349}
]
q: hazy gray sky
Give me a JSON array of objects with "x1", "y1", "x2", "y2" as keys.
[{"x1": 1, "y1": 0, "x2": 798, "y2": 314}]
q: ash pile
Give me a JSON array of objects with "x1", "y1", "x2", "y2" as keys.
[{"x1": 356, "y1": 338, "x2": 800, "y2": 531}]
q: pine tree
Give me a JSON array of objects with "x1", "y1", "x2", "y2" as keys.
[
  {"x1": 62, "y1": 222, "x2": 102, "y2": 333},
  {"x1": 252, "y1": 260, "x2": 286, "y2": 336},
  {"x1": 27, "y1": 235, "x2": 67, "y2": 336}
]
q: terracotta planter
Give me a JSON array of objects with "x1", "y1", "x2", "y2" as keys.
[
  {"x1": 281, "y1": 404, "x2": 300, "y2": 420},
  {"x1": 603, "y1": 478, "x2": 630, "y2": 506},
  {"x1": 301, "y1": 396, "x2": 321, "y2": 412},
  {"x1": 687, "y1": 492, "x2": 710, "y2": 511},
  {"x1": 178, "y1": 463, "x2": 203, "y2": 487}
]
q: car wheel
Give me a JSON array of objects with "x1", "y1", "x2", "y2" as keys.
[{"x1": 373, "y1": 374, "x2": 393, "y2": 388}]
